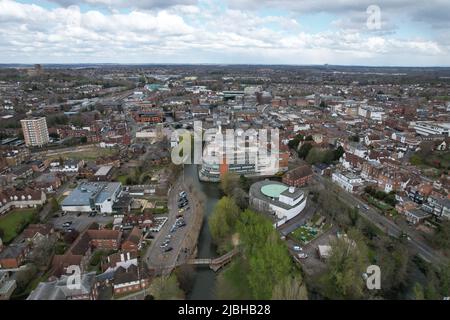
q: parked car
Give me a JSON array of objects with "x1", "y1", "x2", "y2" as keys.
[
  {"x1": 298, "y1": 253, "x2": 308, "y2": 259},
  {"x1": 293, "y1": 246, "x2": 303, "y2": 252},
  {"x1": 179, "y1": 191, "x2": 187, "y2": 198},
  {"x1": 164, "y1": 247, "x2": 173, "y2": 253},
  {"x1": 62, "y1": 221, "x2": 72, "y2": 227},
  {"x1": 160, "y1": 243, "x2": 168, "y2": 248}
]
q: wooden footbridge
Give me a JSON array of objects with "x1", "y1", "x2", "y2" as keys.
[{"x1": 186, "y1": 248, "x2": 239, "y2": 272}]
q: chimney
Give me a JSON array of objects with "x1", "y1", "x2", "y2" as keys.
[
  {"x1": 127, "y1": 252, "x2": 131, "y2": 260},
  {"x1": 120, "y1": 253, "x2": 125, "y2": 262},
  {"x1": 289, "y1": 186, "x2": 295, "y2": 193}
]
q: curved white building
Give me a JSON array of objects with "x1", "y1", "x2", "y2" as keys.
[{"x1": 249, "y1": 180, "x2": 307, "y2": 227}]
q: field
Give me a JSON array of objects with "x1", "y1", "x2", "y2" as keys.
[{"x1": 0, "y1": 209, "x2": 37, "y2": 243}]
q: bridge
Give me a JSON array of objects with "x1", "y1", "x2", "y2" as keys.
[{"x1": 186, "y1": 248, "x2": 239, "y2": 272}]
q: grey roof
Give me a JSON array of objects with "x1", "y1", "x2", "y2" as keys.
[
  {"x1": 62, "y1": 182, "x2": 121, "y2": 207},
  {"x1": 94, "y1": 166, "x2": 113, "y2": 176},
  {"x1": 27, "y1": 272, "x2": 97, "y2": 300}
]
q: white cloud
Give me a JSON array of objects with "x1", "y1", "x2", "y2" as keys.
[{"x1": 0, "y1": 0, "x2": 448, "y2": 65}]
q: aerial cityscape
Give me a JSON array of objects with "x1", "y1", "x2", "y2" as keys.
[{"x1": 0, "y1": 0, "x2": 449, "y2": 305}]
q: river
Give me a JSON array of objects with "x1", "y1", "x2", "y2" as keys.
[{"x1": 183, "y1": 164, "x2": 223, "y2": 300}]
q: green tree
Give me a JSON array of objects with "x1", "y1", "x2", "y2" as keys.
[
  {"x1": 149, "y1": 275, "x2": 184, "y2": 300},
  {"x1": 220, "y1": 171, "x2": 240, "y2": 196},
  {"x1": 272, "y1": 274, "x2": 308, "y2": 300},
  {"x1": 319, "y1": 233, "x2": 368, "y2": 299},
  {"x1": 209, "y1": 197, "x2": 241, "y2": 251},
  {"x1": 413, "y1": 283, "x2": 425, "y2": 300},
  {"x1": 298, "y1": 143, "x2": 313, "y2": 159}
]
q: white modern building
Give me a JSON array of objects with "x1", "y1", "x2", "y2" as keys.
[
  {"x1": 413, "y1": 122, "x2": 450, "y2": 137},
  {"x1": 249, "y1": 180, "x2": 307, "y2": 227},
  {"x1": 358, "y1": 105, "x2": 385, "y2": 121},
  {"x1": 61, "y1": 182, "x2": 122, "y2": 214},
  {"x1": 332, "y1": 171, "x2": 363, "y2": 193}
]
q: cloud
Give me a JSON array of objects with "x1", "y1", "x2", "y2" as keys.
[
  {"x1": 47, "y1": 0, "x2": 198, "y2": 10},
  {"x1": 0, "y1": 0, "x2": 448, "y2": 65}
]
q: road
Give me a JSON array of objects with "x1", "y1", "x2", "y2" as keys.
[
  {"x1": 312, "y1": 174, "x2": 446, "y2": 265},
  {"x1": 144, "y1": 175, "x2": 195, "y2": 274}
]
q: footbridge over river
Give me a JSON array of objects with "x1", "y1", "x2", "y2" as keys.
[{"x1": 185, "y1": 248, "x2": 239, "y2": 272}]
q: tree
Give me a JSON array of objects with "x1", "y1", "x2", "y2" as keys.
[
  {"x1": 30, "y1": 236, "x2": 57, "y2": 268},
  {"x1": 50, "y1": 197, "x2": 59, "y2": 213},
  {"x1": 237, "y1": 209, "x2": 294, "y2": 299},
  {"x1": 272, "y1": 274, "x2": 308, "y2": 300},
  {"x1": 208, "y1": 197, "x2": 241, "y2": 251},
  {"x1": 333, "y1": 146, "x2": 345, "y2": 161},
  {"x1": 175, "y1": 265, "x2": 196, "y2": 294},
  {"x1": 413, "y1": 283, "x2": 425, "y2": 300},
  {"x1": 220, "y1": 172, "x2": 240, "y2": 196},
  {"x1": 298, "y1": 143, "x2": 313, "y2": 159},
  {"x1": 319, "y1": 233, "x2": 368, "y2": 299},
  {"x1": 429, "y1": 220, "x2": 450, "y2": 250},
  {"x1": 149, "y1": 275, "x2": 184, "y2": 300}
]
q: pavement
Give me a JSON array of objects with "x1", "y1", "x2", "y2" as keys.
[{"x1": 144, "y1": 176, "x2": 195, "y2": 273}]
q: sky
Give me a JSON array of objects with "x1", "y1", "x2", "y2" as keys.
[{"x1": 0, "y1": 0, "x2": 449, "y2": 66}]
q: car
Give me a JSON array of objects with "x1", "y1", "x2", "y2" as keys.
[
  {"x1": 165, "y1": 234, "x2": 172, "y2": 239},
  {"x1": 178, "y1": 208, "x2": 185, "y2": 213},
  {"x1": 102, "y1": 213, "x2": 107, "y2": 217},
  {"x1": 66, "y1": 228, "x2": 75, "y2": 233},
  {"x1": 62, "y1": 221, "x2": 72, "y2": 227},
  {"x1": 164, "y1": 247, "x2": 173, "y2": 253},
  {"x1": 176, "y1": 214, "x2": 183, "y2": 218},
  {"x1": 185, "y1": 206, "x2": 190, "y2": 211},
  {"x1": 160, "y1": 243, "x2": 168, "y2": 248},
  {"x1": 298, "y1": 253, "x2": 308, "y2": 259},
  {"x1": 76, "y1": 212, "x2": 82, "y2": 217},
  {"x1": 179, "y1": 191, "x2": 187, "y2": 197},
  {"x1": 89, "y1": 212, "x2": 97, "y2": 217},
  {"x1": 293, "y1": 246, "x2": 303, "y2": 252},
  {"x1": 170, "y1": 226, "x2": 177, "y2": 233},
  {"x1": 177, "y1": 222, "x2": 186, "y2": 228}
]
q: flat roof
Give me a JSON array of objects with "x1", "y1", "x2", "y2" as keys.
[{"x1": 261, "y1": 184, "x2": 289, "y2": 198}]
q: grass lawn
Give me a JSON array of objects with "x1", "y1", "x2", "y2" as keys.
[{"x1": 0, "y1": 209, "x2": 37, "y2": 243}]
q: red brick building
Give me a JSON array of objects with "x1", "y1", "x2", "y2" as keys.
[{"x1": 282, "y1": 165, "x2": 313, "y2": 187}]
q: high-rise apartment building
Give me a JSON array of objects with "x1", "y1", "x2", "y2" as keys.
[{"x1": 20, "y1": 117, "x2": 50, "y2": 147}]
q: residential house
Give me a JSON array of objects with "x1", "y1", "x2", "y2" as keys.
[{"x1": 0, "y1": 243, "x2": 30, "y2": 269}]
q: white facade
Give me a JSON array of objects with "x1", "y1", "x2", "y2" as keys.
[
  {"x1": 332, "y1": 171, "x2": 363, "y2": 193},
  {"x1": 413, "y1": 122, "x2": 450, "y2": 136}
]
